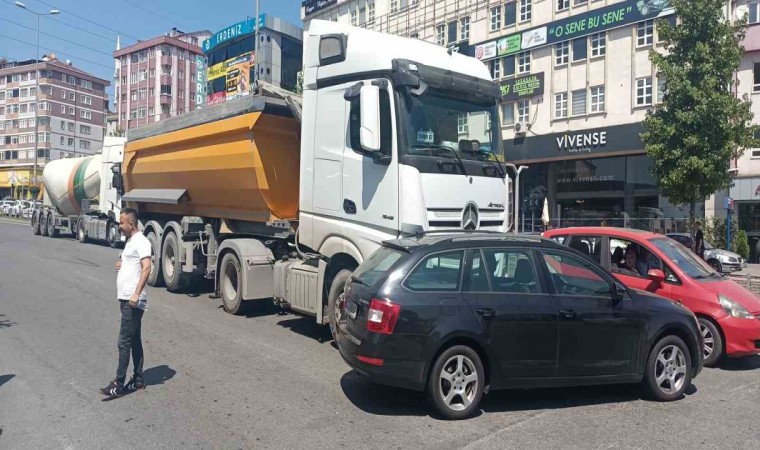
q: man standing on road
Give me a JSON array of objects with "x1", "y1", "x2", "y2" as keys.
[
  {"x1": 694, "y1": 221, "x2": 705, "y2": 259},
  {"x1": 100, "y1": 207, "x2": 152, "y2": 398}
]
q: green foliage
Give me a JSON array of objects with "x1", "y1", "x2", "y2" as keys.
[
  {"x1": 735, "y1": 229, "x2": 750, "y2": 260},
  {"x1": 642, "y1": 0, "x2": 758, "y2": 220},
  {"x1": 704, "y1": 216, "x2": 748, "y2": 257}
]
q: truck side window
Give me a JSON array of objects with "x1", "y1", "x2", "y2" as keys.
[{"x1": 348, "y1": 87, "x2": 392, "y2": 158}]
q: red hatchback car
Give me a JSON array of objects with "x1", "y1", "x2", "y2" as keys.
[{"x1": 544, "y1": 227, "x2": 760, "y2": 366}]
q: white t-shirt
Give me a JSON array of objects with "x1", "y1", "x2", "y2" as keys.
[{"x1": 116, "y1": 231, "x2": 152, "y2": 310}]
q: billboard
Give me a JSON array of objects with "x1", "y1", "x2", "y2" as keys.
[
  {"x1": 203, "y1": 14, "x2": 266, "y2": 52},
  {"x1": 195, "y1": 55, "x2": 206, "y2": 108},
  {"x1": 206, "y1": 51, "x2": 256, "y2": 104}
]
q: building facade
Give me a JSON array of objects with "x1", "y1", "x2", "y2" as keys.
[
  {"x1": 113, "y1": 28, "x2": 211, "y2": 131},
  {"x1": 204, "y1": 14, "x2": 303, "y2": 104},
  {"x1": 0, "y1": 56, "x2": 110, "y2": 198},
  {"x1": 303, "y1": 0, "x2": 702, "y2": 232}
]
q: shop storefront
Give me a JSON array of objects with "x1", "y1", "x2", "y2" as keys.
[
  {"x1": 0, "y1": 167, "x2": 39, "y2": 199},
  {"x1": 508, "y1": 123, "x2": 700, "y2": 232},
  {"x1": 730, "y1": 177, "x2": 760, "y2": 262}
]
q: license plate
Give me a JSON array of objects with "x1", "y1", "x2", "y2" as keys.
[{"x1": 345, "y1": 299, "x2": 358, "y2": 320}]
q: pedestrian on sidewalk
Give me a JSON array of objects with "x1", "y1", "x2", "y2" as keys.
[
  {"x1": 100, "y1": 207, "x2": 152, "y2": 398},
  {"x1": 694, "y1": 221, "x2": 705, "y2": 259}
]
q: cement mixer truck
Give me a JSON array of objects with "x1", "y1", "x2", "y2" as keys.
[
  {"x1": 31, "y1": 137, "x2": 124, "y2": 247},
  {"x1": 77, "y1": 21, "x2": 511, "y2": 331}
]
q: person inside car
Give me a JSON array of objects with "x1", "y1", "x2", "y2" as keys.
[{"x1": 618, "y1": 245, "x2": 641, "y2": 277}]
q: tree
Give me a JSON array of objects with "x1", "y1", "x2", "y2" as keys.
[
  {"x1": 642, "y1": 0, "x2": 757, "y2": 226},
  {"x1": 294, "y1": 71, "x2": 304, "y2": 95},
  {"x1": 108, "y1": 127, "x2": 125, "y2": 137}
]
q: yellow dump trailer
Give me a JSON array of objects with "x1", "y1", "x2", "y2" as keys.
[{"x1": 123, "y1": 92, "x2": 301, "y2": 224}]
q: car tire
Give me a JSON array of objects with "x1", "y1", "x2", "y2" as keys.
[
  {"x1": 162, "y1": 232, "x2": 190, "y2": 292},
  {"x1": 77, "y1": 220, "x2": 88, "y2": 243},
  {"x1": 698, "y1": 317, "x2": 723, "y2": 367},
  {"x1": 643, "y1": 335, "x2": 692, "y2": 401},
  {"x1": 427, "y1": 345, "x2": 485, "y2": 420},
  {"x1": 328, "y1": 269, "x2": 353, "y2": 341},
  {"x1": 146, "y1": 231, "x2": 164, "y2": 287},
  {"x1": 707, "y1": 259, "x2": 722, "y2": 273},
  {"x1": 220, "y1": 252, "x2": 244, "y2": 315}
]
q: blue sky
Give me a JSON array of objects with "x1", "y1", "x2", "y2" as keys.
[{"x1": 0, "y1": 0, "x2": 303, "y2": 100}]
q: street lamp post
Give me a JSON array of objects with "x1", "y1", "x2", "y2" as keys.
[{"x1": 15, "y1": 2, "x2": 59, "y2": 202}]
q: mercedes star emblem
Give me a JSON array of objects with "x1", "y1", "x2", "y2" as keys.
[{"x1": 462, "y1": 203, "x2": 479, "y2": 230}]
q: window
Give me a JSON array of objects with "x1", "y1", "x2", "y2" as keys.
[
  {"x1": 131, "y1": 90, "x2": 137, "y2": 101},
  {"x1": 350, "y1": 9, "x2": 357, "y2": 26},
  {"x1": 636, "y1": 77, "x2": 653, "y2": 106},
  {"x1": 160, "y1": 85, "x2": 172, "y2": 95},
  {"x1": 138, "y1": 88, "x2": 147, "y2": 100},
  {"x1": 572, "y1": 89, "x2": 587, "y2": 115},
  {"x1": 80, "y1": 110, "x2": 92, "y2": 120},
  {"x1": 572, "y1": 37, "x2": 587, "y2": 61},
  {"x1": 68, "y1": 76, "x2": 76, "y2": 85},
  {"x1": 121, "y1": 76, "x2": 127, "y2": 85},
  {"x1": 447, "y1": 21, "x2": 457, "y2": 44},
  {"x1": 0, "y1": 91, "x2": 4, "y2": 101},
  {"x1": 557, "y1": 0, "x2": 570, "y2": 11},
  {"x1": 61, "y1": 89, "x2": 66, "y2": 99},
  {"x1": 139, "y1": 70, "x2": 147, "y2": 81},
  {"x1": 555, "y1": 42, "x2": 569, "y2": 66},
  {"x1": 610, "y1": 238, "x2": 668, "y2": 280},
  {"x1": 590, "y1": 86, "x2": 605, "y2": 112},
  {"x1": 490, "y1": 59, "x2": 501, "y2": 80},
  {"x1": 29, "y1": 87, "x2": 36, "y2": 97},
  {"x1": 80, "y1": 79, "x2": 92, "y2": 90},
  {"x1": 20, "y1": 88, "x2": 27, "y2": 98},
  {"x1": 61, "y1": 105, "x2": 66, "y2": 114},
  {"x1": 60, "y1": 121, "x2": 66, "y2": 131},
  {"x1": 69, "y1": 92, "x2": 75, "y2": 101},
  {"x1": 542, "y1": 251, "x2": 612, "y2": 297},
  {"x1": 81, "y1": 95, "x2": 92, "y2": 106},
  {"x1": 519, "y1": 0, "x2": 532, "y2": 22},
  {"x1": 179, "y1": 89, "x2": 184, "y2": 99},
  {"x1": 149, "y1": 47, "x2": 155, "y2": 58},
  {"x1": 750, "y1": 1, "x2": 760, "y2": 24},
  {"x1": 353, "y1": 247, "x2": 405, "y2": 288},
  {"x1": 359, "y1": 6, "x2": 366, "y2": 25},
  {"x1": 458, "y1": 114, "x2": 469, "y2": 134},
  {"x1": 574, "y1": 0, "x2": 588, "y2": 5},
  {"x1": 590, "y1": 32, "x2": 606, "y2": 57},
  {"x1": 484, "y1": 249, "x2": 538, "y2": 293},
  {"x1": 368, "y1": 2, "x2": 375, "y2": 23},
  {"x1": 68, "y1": 137, "x2": 74, "y2": 147},
  {"x1": 19, "y1": 104, "x2": 27, "y2": 113},
  {"x1": 436, "y1": 24, "x2": 446, "y2": 45},
  {"x1": 149, "y1": 87, "x2": 155, "y2": 97},
  {"x1": 503, "y1": 55, "x2": 516, "y2": 77},
  {"x1": 130, "y1": 72, "x2": 137, "y2": 84},
  {"x1": 637, "y1": 20, "x2": 654, "y2": 47},
  {"x1": 405, "y1": 251, "x2": 463, "y2": 291},
  {"x1": 490, "y1": 6, "x2": 502, "y2": 31},
  {"x1": 554, "y1": 93, "x2": 568, "y2": 119},
  {"x1": 754, "y1": 62, "x2": 760, "y2": 92},
  {"x1": 501, "y1": 102, "x2": 515, "y2": 126},
  {"x1": 80, "y1": 125, "x2": 91, "y2": 135},
  {"x1": 517, "y1": 99, "x2": 530, "y2": 123},
  {"x1": 657, "y1": 75, "x2": 666, "y2": 103},
  {"x1": 68, "y1": 122, "x2": 75, "y2": 132},
  {"x1": 517, "y1": 51, "x2": 530, "y2": 74},
  {"x1": 60, "y1": 136, "x2": 65, "y2": 145},
  {"x1": 460, "y1": 16, "x2": 470, "y2": 41},
  {"x1": 390, "y1": 0, "x2": 398, "y2": 13},
  {"x1": 567, "y1": 236, "x2": 603, "y2": 264},
  {"x1": 79, "y1": 140, "x2": 91, "y2": 150},
  {"x1": 149, "y1": 68, "x2": 156, "y2": 78},
  {"x1": 505, "y1": 1, "x2": 517, "y2": 27}
]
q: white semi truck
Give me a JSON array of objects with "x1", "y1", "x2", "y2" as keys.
[{"x1": 31, "y1": 137, "x2": 124, "y2": 247}]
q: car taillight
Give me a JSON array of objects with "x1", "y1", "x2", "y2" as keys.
[{"x1": 366, "y1": 298, "x2": 401, "y2": 335}]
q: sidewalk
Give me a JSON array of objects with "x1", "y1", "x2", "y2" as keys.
[{"x1": 726, "y1": 264, "x2": 760, "y2": 294}]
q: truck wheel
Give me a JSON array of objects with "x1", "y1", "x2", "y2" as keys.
[
  {"x1": 47, "y1": 212, "x2": 59, "y2": 238},
  {"x1": 328, "y1": 269, "x2": 353, "y2": 341},
  {"x1": 32, "y1": 211, "x2": 41, "y2": 235},
  {"x1": 162, "y1": 232, "x2": 190, "y2": 292},
  {"x1": 220, "y1": 252, "x2": 244, "y2": 314},
  {"x1": 146, "y1": 231, "x2": 164, "y2": 287},
  {"x1": 107, "y1": 221, "x2": 120, "y2": 248},
  {"x1": 77, "y1": 220, "x2": 88, "y2": 243},
  {"x1": 41, "y1": 212, "x2": 50, "y2": 236}
]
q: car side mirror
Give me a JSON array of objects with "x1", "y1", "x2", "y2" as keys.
[
  {"x1": 359, "y1": 84, "x2": 381, "y2": 153},
  {"x1": 647, "y1": 269, "x2": 665, "y2": 284},
  {"x1": 612, "y1": 281, "x2": 627, "y2": 303}
]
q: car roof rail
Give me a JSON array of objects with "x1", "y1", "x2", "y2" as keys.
[{"x1": 412, "y1": 229, "x2": 507, "y2": 238}]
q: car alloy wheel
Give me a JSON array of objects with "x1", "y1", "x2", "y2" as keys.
[
  {"x1": 438, "y1": 355, "x2": 479, "y2": 412},
  {"x1": 653, "y1": 344, "x2": 687, "y2": 395},
  {"x1": 699, "y1": 322, "x2": 715, "y2": 360}
]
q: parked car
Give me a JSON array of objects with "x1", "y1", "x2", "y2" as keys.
[
  {"x1": 9, "y1": 200, "x2": 32, "y2": 218},
  {"x1": 667, "y1": 233, "x2": 746, "y2": 273},
  {"x1": 544, "y1": 227, "x2": 760, "y2": 367},
  {"x1": 335, "y1": 232, "x2": 703, "y2": 419},
  {"x1": 0, "y1": 199, "x2": 15, "y2": 215}
]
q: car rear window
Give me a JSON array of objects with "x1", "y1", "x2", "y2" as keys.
[{"x1": 352, "y1": 247, "x2": 406, "y2": 288}]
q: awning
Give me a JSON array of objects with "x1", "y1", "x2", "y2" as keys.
[{"x1": 122, "y1": 188, "x2": 187, "y2": 204}]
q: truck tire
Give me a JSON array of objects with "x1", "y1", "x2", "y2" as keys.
[
  {"x1": 41, "y1": 212, "x2": 50, "y2": 236},
  {"x1": 162, "y1": 232, "x2": 191, "y2": 292},
  {"x1": 47, "y1": 212, "x2": 59, "y2": 238},
  {"x1": 146, "y1": 231, "x2": 164, "y2": 287},
  {"x1": 77, "y1": 219, "x2": 88, "y2": 243},
  {"x1": 32, "y1": 211, "x2": 41, "y2": 235},
  {"x1": 220, "y1": 252, "x2": 244, "y2": 315},
  {"x1": 107, "y1": 221, "x2": 121, "y2": 248},
  {"x1": 328, "y1": 269, "x2": 353, "y2": 341}
]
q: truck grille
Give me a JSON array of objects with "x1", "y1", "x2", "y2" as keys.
[{"x1": 427, "y1": 208, "x2": 504, "y2": 231}]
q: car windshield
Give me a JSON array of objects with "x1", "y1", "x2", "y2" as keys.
[
  {"x1": 352, "y1": 247, "x2": 406, "y2": 288},
  {"x1": 400, "y1": 88, "x2": 502, "y2": 162},
  {"x1": 649, "y1": 237, "x2": 716, "y2": 279}
]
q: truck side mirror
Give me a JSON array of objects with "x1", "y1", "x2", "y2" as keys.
[
  {"x1": 111, "y1": 164, "x2": 124, "y2": 196},
  {"x1": 359, "y1": 84, "x2": 381, "y2": 153}
]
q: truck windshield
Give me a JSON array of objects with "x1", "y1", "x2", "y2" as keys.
[{"x1": 400, "y1": 88, "x2": 502, "y2": 162}]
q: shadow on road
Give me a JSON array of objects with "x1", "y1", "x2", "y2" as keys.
[
  {"x1": 215, "y1": 300, "x2": 281, "y2": 318},
  {"x1": 143, "y1": 365, "x2": 177, "y2": 387},
  {"x1": 340, "y1": 370, "x2": 696, "y2": 418},
  {"x1": 717, "y1": 355, "x2": 760, "y2": 371},
  {"x1": 0, "y1": 374, "x2": 15, "y2": 389},
  {"x1": 277, "y1": 317, "x2": 333, "y2": 344},
  {"x1": 0, "y1": 314, "x2": 15, "y2": 329}
]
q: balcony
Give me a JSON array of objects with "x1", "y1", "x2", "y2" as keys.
[{"x1": 159, "y1": 95, "x2": 172, "y2": 105}]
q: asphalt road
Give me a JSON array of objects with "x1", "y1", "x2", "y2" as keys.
[{"x1": 1, "y1": 218, "x2": 760, "y2": 449}]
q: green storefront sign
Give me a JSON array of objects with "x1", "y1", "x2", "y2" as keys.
[{"x1": 500, "y1": 73, "x2": 545, "y2": 101}]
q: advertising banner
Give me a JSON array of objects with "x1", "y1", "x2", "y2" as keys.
[
  {"x1": 500, "y1": 73, "x2": 544, "y2": 101},
  {"x1": 203, "y1": 14, "x2": 266, "y2": 52},
  {"x1": 207, "y1": 91, "x2": 225, "y2": 106},
  {"x1": 225, "y1": 52, "x2": 255, "y2": 101},
  {"x1": 195, "y1": 55, "x2": 206, "y2": 108},
  {"x1": 207, "y1": 60, "x2": 226, "y2": 81},
  {"x1": 473, "y1": 0, "x2": 673, "y2": 60}
]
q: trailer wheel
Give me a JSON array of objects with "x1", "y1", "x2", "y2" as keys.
[
  {"x1": 32, "y1": 211, "x2": 41, "y2": 235},
  {"x1": 107, "y1": 221, "x2": 121, "y2": 248},
  {"x1": 162, "y1": 232, "x2": 190, "y2": 292},
  {"x1": 146, "y1": 231, "x2": 164, "y2": 287},
  {"x1": 328, "y1": 269, "x2": 353, "y2": 341},
  {"x1": 220, "y1": 252, "x2": 243, "y2": 314},
  {"x1": 40, "y1": 212, "x2": 50, "y2": 236},
  {"x1": 77, "y1": 219, "x2": 88, "y2": 243},
  {"x1": 47, "y1": 212, "x2": 59, "y2": 238}
]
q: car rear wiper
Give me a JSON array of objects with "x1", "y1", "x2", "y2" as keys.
[
  {"x1": 410, "y1": 144, "x2": 467, "y2": 176},
  {"x1": 350, "y1": 275, "x2": 370, "y2": 287}
]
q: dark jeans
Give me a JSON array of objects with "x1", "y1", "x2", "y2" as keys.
[{"x1": 116, "y1": 300, "x2": 144, "y2": 384}]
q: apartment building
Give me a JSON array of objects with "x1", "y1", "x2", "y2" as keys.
[
  {"x1": 303, "y1": 0, "x2": 696, "y2": 231},
  {"x1": 113, "y1": 28, "x2": 211, "y2": 131},
  {"x1": 0, "y1": 56, "x2": 109, "y2": 198}
]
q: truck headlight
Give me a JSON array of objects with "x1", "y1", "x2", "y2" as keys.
[{"x1": 719, "y1": 294, "x2": 755, "y2": 319}]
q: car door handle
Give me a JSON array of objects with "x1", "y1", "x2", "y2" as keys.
[
  {"x1": 560, "y1": 309, "x2": 577, "y2": 320},
  {"x1": 476, "y1": 308, "x2": 495, "y2": 319}
]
